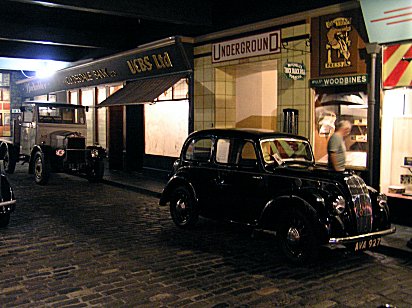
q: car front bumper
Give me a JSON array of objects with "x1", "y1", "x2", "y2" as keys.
[
  {"x1": 328, "y1": 226, "x2": 396, "y2": 244},
  {"x1": 0, "y1": 199, "x2": 16, "y2": 214}
]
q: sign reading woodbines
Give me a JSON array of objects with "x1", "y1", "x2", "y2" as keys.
[{"x1": 212, "y1": 31, "x2": 281, "y2": 63}]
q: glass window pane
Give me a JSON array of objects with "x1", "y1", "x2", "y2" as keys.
[{"x1": 185, "y1": 138, "x2": 213, "y2": 161}]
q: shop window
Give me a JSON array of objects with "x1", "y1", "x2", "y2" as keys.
[
  {"x1": 81, "y1": 89, "x2": 95, "y2": 146},
  {"x1": 313, "y1": 91, "x2": 368, "y2": 169},
  {"x1": 0, "y1": 74, "x2": 10, "y2": 137},
  {"x1": 155, "y1": 78, "x2": 188, "y2": 102},
  {"x1": 69, "y1": 91, "x2": 78, "y2": 105},
  {"x1": 145, "y1": 100, "x2": 189, "y2": 157},
  {"x1": 381, "y1": 89, "x2": 412, "y2": 195},
  {"x1": 96, "y1": 86, "x2": 107, "y2": 149}
]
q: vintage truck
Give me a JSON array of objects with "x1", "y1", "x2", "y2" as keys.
[{"x1": 0, "y1": 101, "x2": 106, "y2": 185}]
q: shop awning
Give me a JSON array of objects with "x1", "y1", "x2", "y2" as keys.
[{"x1": 98, "y1": 73, "x2": 187, "y2": 107}]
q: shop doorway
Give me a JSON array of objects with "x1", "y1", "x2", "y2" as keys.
[
  {"x1": 215, "y1": 60, "x2": 278, "y2": 129},
  {"x1": 108, "y1": 105, "x2": 124, "y2": 170}
]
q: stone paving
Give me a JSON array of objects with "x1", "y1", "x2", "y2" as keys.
[{"x1": 0, "y1": 165, "x2": 411, "y2": 307}]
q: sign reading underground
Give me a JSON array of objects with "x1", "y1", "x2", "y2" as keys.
[{"x1": 212, "y1": 31, "x2": 281, "y2": 63}]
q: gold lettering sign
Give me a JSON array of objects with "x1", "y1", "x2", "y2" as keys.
[
  {"x1": 325, "y1": 17, "x2": 352, "y2": 69},
  {"x1": 65, "y1": 68, "x2": 117, "y2": 85},
  {"x1": 127, "y1": 52, "x2": 173, "y2": 75}
]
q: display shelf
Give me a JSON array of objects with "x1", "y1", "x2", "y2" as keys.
[{"x1": 349, "y1": 120, "x2": 367, "y2": 151}]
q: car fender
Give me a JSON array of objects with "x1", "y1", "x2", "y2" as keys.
[
  {"x1": 159, "y1": 175, "x2": 198, "y2": 206},
  {"x1": 258, "y1": 194, "x2": 329, "y2": 243}
]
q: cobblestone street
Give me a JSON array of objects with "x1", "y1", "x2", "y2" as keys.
[{"x1": 0, "y1": 165, "x2": 411, "y2": 307}]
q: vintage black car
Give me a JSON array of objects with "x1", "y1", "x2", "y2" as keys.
[
  {"x1": 0, "y1": 173, "x2": 16, "y2": 228},
  {"x1": 160, "y1": 129, "x2": 396, "y2": 263}
]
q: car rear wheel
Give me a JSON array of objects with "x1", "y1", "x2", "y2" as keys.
[
  {"x1": 34, "y1": 152, "x2": 50, "y2": 185},
  {"x1": 170, "y1": 186, "x2": 198, "y2": 228},
  {"x1": 0, "y1": 213, "x2": 10, "y2": 228},
  {"x1": 278, "y1": 208, "x2": 319, "y2": 264}
]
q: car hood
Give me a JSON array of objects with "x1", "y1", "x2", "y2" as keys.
[{"x1": 271, "y1": 163, "x2": 352, "y2": 184}]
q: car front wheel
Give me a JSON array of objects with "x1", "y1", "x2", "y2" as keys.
[
  {"x1": 169, "y1": 186, "x2": 198, "y2": 228},
  {"x1": 278, "y1": 208, "x2": 319, "y2": 264}
]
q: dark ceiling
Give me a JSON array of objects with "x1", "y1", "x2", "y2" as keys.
[{"x1": 0, "y1": 0, "x2": 350, "y2": 63}]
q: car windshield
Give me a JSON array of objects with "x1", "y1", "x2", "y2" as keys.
[
  {"x1": 38, "y1": 106, "x2": 86, "y2": 124},
  {"x1": 260, "y1": 138, "x2": 314, "y2": 165}
]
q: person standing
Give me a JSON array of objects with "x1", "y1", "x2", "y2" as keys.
[{"x1": 327, "y1": 120, "x2": 352, "y2": 172}]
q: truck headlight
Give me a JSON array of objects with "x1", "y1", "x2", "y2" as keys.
[
  {"x1": 377, "y1": 193, "x2": 387, "y2": 208},
  {"x1": 332, "y1": 195, "x2": 346, "y2": 214},
  {"x1": 56, "y1": 149, "x2": 65, "y2": 156},
  {"x1": 91, "y1": 149, "x2": 99, "y2": 158}
]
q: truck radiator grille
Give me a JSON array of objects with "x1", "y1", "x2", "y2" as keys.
[
  {"x1": 67, "y1": 137, "x2": 85, "y2": 150},
  {"x1": 66, "y1": 150, "x2": 86, "y2": 163},
  {"x1": 345, "y1": 175, "x2": 373, "y2": 233}
]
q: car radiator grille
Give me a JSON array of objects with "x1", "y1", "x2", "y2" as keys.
[
  {"x1": 345, "y1": 175, "x2": 373, "y2": 234},
  {"x1": 66, "y1": 137, "x2": 86, "y2": 163}
]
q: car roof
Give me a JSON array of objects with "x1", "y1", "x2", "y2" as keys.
[
  {"x1": 22, "y1": 101, "x2": 85, "y2": 109},
  {"x1": 188, "y1": 128, "x2": 309, "y2": 142}
]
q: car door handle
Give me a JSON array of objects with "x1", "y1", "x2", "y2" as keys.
[
  {"x1": 214, "y1": 178, "x2": 229, "y2": 187},
  {"x1": 252, "y1": 176, "x2": 263, "y2": 180}
]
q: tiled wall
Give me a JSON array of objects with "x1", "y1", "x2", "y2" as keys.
[{"x1": 194, "y1": 23, "x2": 311, "y2": 138}]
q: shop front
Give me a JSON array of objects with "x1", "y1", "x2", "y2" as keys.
[
  {"x1": 310, "y1": 9, "x2": 371, "y2": 180},
  {"x1": 194, "y1": 20, "x2": 312, "y2": 138},
  {"x1": 360, "y1": 0, "x2": 412, "y2": 215},
  {"x1": 17, "y1": 36, "x2": 194, "y2": 173}
]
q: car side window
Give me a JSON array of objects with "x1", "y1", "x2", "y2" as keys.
[
  {"x1": 237, "y1": 141, "x2": 258, "y2": 168},
  {"x1": 184, "y1": 138, "x2": 213, "y2": 162},
  {"x1": 216, "y1": 139, "x2": 232, "y2": 164},
  {"x1": 22, "y1": 107, "x2": 34, "y2": 122}
]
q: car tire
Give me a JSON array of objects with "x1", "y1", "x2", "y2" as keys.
[
  {"x1": 3, "y1": 146, "x2": 16, "y2": 174},
  {"x1": 34, "y1": 152, "x2": 50, "y2": 185},
  {"x1": 278, "y1": 208, "x2": 319, "y2": 264},
  {"x1": 170, "y1": 186, "x2": 198, "y2": 229},
  {"x1": 87, "y1": 160, "x2": 104, "y2": 183},
  {"x1": 0, "y1": 213, "x2": 10, "y2": 228}
]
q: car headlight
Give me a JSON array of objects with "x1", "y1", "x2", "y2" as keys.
[
  {"x1": 91, "y1": 149, "x2": 99, "y2": 158},
  {"x1": 377, "y1": 193, "x2": 387, "y2": 208},
  {"x1": 332, "y1": 195, "x2": 346, "y2": 214}
]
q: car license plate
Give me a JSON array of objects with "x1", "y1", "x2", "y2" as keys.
[{"x1": 354, "y1": 237, "x2": 381, "y2": 251}]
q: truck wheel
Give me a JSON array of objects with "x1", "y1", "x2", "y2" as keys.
[
  {"x1": 278, "y1": 208, "x2": 319, "y2": 264},
  {"x1": 3, "y1": 147, "x2": 16, "y2": 174},
  {"x1": 34, "y1": 152, "x2": 50, "y2": 185},
  {"x1": 170, "y1": 186, "x2": 198, "y2": 229},
  {"x1": 87, "y1": 160, "x2": 104, "y2": 182},
  {"x1": 0, "y1": 213, "x2": 10, "y2": 228}
]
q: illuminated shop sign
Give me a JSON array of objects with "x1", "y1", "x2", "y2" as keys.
[
  {"x1": 283, "y1": 62, "x2": 306, "y2": 80},
  {"x1": 310, "y1": 74, "x2": 368, "y2": 87},
  {"x1": 212, "y1": 30, "x2": 281, "y2": 63},
  {"x1": 18, "y1": 39, "x2": 192, "y2": 97},
  {"x1": 324, "y1": 17, "x2": 353, "y2": 70}
]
